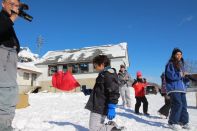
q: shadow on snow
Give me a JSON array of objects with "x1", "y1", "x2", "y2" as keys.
[{"x1": 47, "y1": 121, "x2": 88, "y2": 131}]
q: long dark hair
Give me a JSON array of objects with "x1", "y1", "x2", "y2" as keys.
[{"x1": 169, "y1": 48, "x2": 184, "y2": 70}]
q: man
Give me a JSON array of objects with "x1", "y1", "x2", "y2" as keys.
[
  {"x1": 118, "y1": 65, "x2": 132, "y2": 108},
  {"x1": 0, "y1": 0, "x2": 20, "y2": 130}
]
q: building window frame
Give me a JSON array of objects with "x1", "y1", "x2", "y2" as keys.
[
  {"x1": 23, "y1": 72, "x2": 30, "y2": 80},
  {"x1": 48, "y1": 65, "x2": 57, "y2": 76}
]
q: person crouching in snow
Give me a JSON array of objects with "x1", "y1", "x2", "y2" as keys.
[
  {"x1": 85, "y1": 55, "x2": 120, "y2": 131},
  {"x1": 132, "y1": 71, "x2": 149, "y2": 115}
]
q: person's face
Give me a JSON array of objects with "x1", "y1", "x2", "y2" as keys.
[
  {"x1": 137, "y1": 76, "x2": 142, "y2": 79},
  {"x1": 120, "y1": 67, "x2": 125, "y2": 72},
  {"x1": 94, "y1": 63, "x2": 105, "y2": 72},
  {"x1": 2, "y1": 0, "x2": 20, "y2": 15},
  {"x1": 174, "y1": 52, "x2": 182, "y2": 61}
]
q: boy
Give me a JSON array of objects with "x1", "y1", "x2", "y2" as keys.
[
  {"x1": 132, "y1": 71, "x2": 149, "y2": 115},
  {"x1": 85, "y1": 55, "x2": 120, "y2": 131}
]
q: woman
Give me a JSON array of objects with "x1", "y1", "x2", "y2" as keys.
[{"x1": 165, "y1": 48, "x2": 190, "y2": 130}]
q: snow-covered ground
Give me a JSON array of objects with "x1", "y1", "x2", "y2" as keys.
[{"x1": 13, "y1": 89, "x2": 197, "y2": 131}]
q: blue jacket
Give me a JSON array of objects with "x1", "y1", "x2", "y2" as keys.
[{"x1": 165, "y1": 62, "x2": 190, "y2": 94}]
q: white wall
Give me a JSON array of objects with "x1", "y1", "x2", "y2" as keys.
[
  {"x1": 17, "y1": 69, "x2": 39, "y2": 86},
  {"x1": 111, "y1": 58, "x2": 125, "y2": 72},
  {"x1": 17, "y1": 70, "x2": 31, "y2": 86},
  {"x1": 35, "y1": 57, "x2": 130, "y2": 85},
  {"x1": 36, "y1": 65, "x2": 51, "y2": 81}
]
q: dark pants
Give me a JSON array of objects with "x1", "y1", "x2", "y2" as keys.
[
  {"x1": 158, "y1": 95, "x2": 171, "y2": 117},
  {"x1": 135, "y1": 96, "x2": 148, "y2": 113},
  {"x1": 168, "y1": 92, "x2": 189, "y2": 125}
]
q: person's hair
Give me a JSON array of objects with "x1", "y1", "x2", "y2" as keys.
[
  {"x1": 2, "y1": 0, "x2": 20, "y2": 3},
  {"x1": 168, "y1": 48, "x2": 184, "y2": 70},
  {"x1": 93, "y1": 55, "x2": 110, "y2": 67}
]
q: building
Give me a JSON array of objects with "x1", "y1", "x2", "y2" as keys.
[
  {"x1": 35, "y1": 42, "x2": 130, "y2": 92},
  {"x1": 17, "y1": 62, "x2": 42, "y2": 94}
]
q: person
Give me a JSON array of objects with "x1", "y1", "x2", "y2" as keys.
[
  {"x1": 85, "y1": 55, "x2": 120, "y2": 131},
  {"x1": 158, "y1": 72, "x2": 171, "y2": 119},
  {"x1": 0, "y1": 0, "x2": 20, "y2": 130},
  {"x1": 132, "y1": 71, "x2": 149, "y2": 115},
  {"x1": 165, "y1": 48, "x2": 190, "y2": 130},
  {"x1": 118, "y1": 65, "x2": 132, "y2": 108}
]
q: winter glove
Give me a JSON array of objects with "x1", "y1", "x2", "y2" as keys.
[{"x1": 107, "y1": 104, "x2": 116, "y2": 120}]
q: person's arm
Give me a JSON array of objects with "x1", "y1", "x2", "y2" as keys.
[
  {"x1": 104, "y1": 72, "x2": 120, "y2": 104},
  {"x1": 165, "y1": 63, "x2": 182, "y2": 81},
  {"x1": 118, "y1": 73, "x2": 125, "y2": 81},
  {"x1": 104, "y1": 71, "x2": 120, "y2": 120}
]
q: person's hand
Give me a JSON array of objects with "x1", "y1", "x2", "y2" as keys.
[
  {"x1": 107, "y1": 104, "x2": 116, "y2": 120},
  {"x1": 180, "y1": 71, "x2": 188, "y2": 77},
  {"x1": 183, "y1": 72, "x2": 189, "y2": 77}
]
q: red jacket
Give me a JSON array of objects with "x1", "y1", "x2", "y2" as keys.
[{"x1": 132, "y1": 79, "x2": 147, "y2": 97}]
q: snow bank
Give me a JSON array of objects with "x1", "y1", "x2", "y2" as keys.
[{"x1": 13, "y1": 90, "x2": 197, "y2": 131}]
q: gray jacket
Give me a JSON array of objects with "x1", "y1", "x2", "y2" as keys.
[{"x1": 118, "y1": 70, "x2": 131, "y2": 87}]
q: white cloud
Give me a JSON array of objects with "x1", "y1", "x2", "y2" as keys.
[{"x1": 179, "y1": 15, "x2": 195, "y2": 26}]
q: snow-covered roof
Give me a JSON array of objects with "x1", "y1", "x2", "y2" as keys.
[
  {"x1": 17, "y1": 62, "x2": 42, "y2": 73},
  {"x1": 18, "y1": 47, "x2": 39, "y2": 62},
  {"x1": 36, "y1": 42, "x2": 128, "y2": 65}
]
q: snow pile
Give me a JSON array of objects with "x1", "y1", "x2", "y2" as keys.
[
  {"x1": 12, "y1": 89, "x2": 197, "y2": 131},
  {"x1": 18, "y1": 47, "x2": 39, "y2": 62}
]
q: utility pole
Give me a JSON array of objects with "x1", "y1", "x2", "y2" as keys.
[{"x1": 36, "y1": 35, "x2": 44, "y2": 55}]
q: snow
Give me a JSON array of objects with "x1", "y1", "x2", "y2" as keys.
[
  {"x1": 18, "y1": 47, "x2": 39, "y2": 62},
  {"x1": 39, "y1": 42, "x2": 128, "y2": 63},
  {"x1": 13, "y1": 89, "x2": 197, "y2": 131},
  {"x1": 17, "y1": 62, "x2": 42, "y2": 73}
]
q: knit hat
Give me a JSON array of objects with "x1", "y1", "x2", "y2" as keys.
[
  {"x1": 172, "y1": 48, "x2": 182, "y2": 57},
  {"x1": 136, "y1": 71, "x2": 142, "y2": 77}
]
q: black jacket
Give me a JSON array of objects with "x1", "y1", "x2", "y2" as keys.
[
  {"x1": 0, "y1": 10, "x2": 20, "y2": 53},
  {"x1": 85, "y1": 68, "x2": 120, "y2": 115}
]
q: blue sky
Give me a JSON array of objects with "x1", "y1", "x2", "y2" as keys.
[{"x1": 4, "y1": 0, "x2": 197, "y2": 84}]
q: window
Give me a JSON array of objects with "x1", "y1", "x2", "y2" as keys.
[
  {"x1": 63, "y1": 64, "x2": 68, "y2": 72},
  {"x1": 32, "y1": 74, "x2": 37, "y2": 81},
  {"x1": 71, "y1": 64, "x2": 79, "y2": 74},
  {"x1": 79, "y1": 63, "x2": 89, "y2": 73},
  {"x1": 23, "y1": 72, "x2": 30, "y2": 80},
  {"x1": 61, "y1": 63, "x2": 90, "y2": 74},
  {"x1": 48, "y1": 65, "x2": 57, "y2": 76}
]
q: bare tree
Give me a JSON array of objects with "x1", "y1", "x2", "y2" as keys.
[{"x1": 185, "y1": 59, "x2": 197, "y2": 73}]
